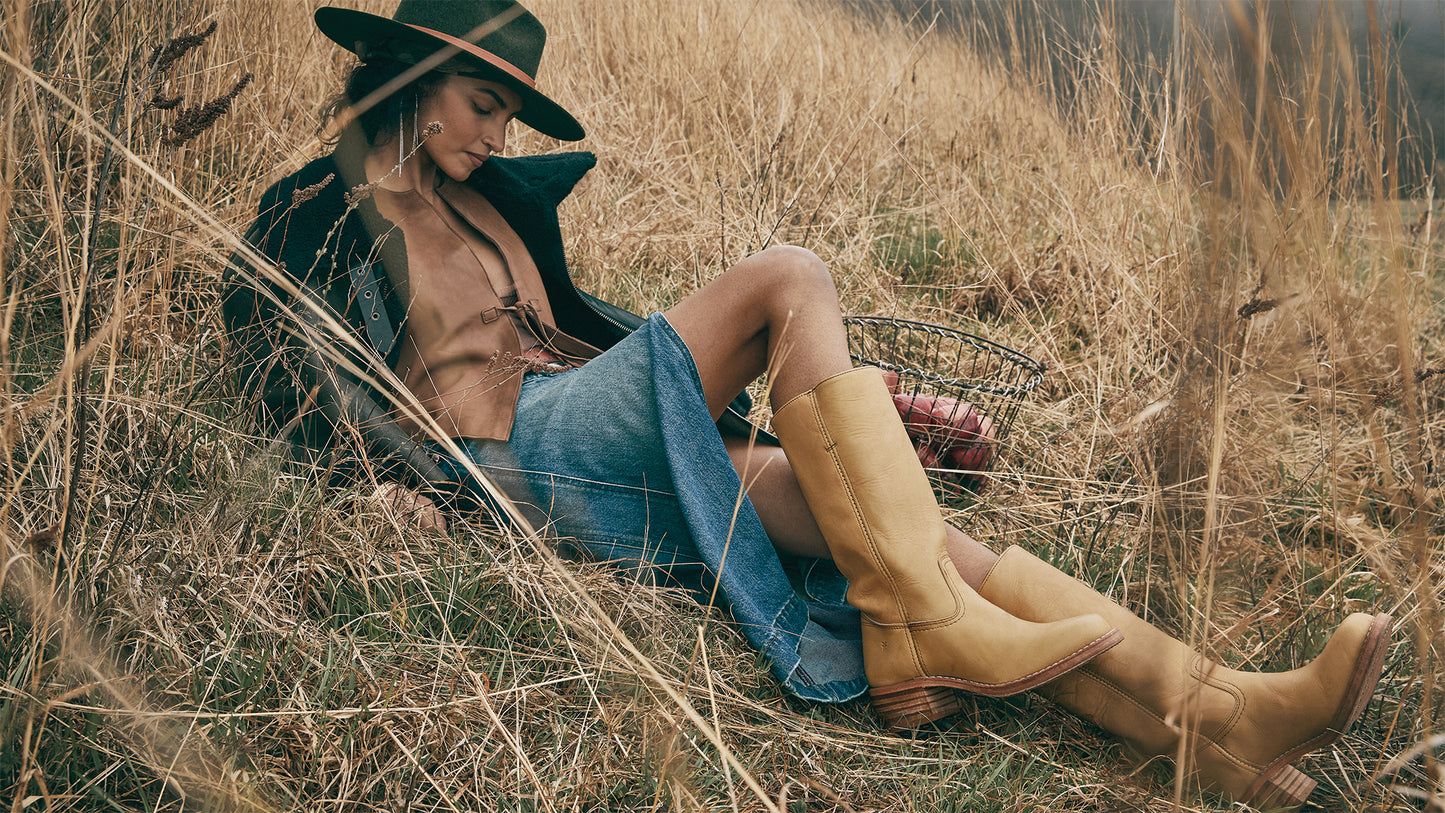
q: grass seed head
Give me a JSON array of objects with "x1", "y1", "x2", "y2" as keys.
[{"x1": 161, "y1": 72, "x2": 253, "y2": 147}]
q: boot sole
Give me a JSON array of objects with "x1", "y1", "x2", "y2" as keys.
[
  {"x1": 870, "y1": 627, "x2": 1123, "y2": 729},
  {"x1": 1239, "y1": 612, "x2": 1394, "y2": 809}
]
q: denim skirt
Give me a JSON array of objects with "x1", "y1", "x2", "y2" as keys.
[{"x1": 432, "y1": 313, "x2": 866, "y2": 703}]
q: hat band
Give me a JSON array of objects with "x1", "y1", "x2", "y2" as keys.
[{"x1": 402, "y1": 23, "x2": 537, "y2": 89}]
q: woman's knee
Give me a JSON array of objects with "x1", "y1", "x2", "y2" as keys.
[{"x1": 747, "y1": 245, "x2": 837, "y2": 300}]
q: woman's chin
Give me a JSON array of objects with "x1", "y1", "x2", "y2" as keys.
[{"x1": 445, "y1": 166, "x2": 479, "y2": 183}]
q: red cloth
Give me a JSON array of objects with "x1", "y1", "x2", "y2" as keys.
[{"x1": 882, "y1": 370, "x2": 997, "y2": 492}]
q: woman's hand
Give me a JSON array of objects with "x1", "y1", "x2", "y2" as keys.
[{"x1": 372, "y1": 482, "x2": 448, "y2": 533}]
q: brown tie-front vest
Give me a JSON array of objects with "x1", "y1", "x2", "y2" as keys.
[{"x1": 376, "y1": 178, "x2": 600, "y2": 440}]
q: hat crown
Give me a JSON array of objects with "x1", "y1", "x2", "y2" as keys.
[{"x1": 391, "y1": 0, "x2": 545, "y2": 78}]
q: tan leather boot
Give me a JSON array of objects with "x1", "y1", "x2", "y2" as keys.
[
  {"x1": 978, "y1": 545, "x2": 1392, "y2": 811},
  {"x1": 771, "y1": 368, "x2": 1122, "y2": 729}
]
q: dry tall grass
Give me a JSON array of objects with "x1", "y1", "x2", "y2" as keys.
[{"x1": 1, "y1": 0, "x2": 1440, "y2": 811}]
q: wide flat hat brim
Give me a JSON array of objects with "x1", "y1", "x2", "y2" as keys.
[{"x1": 315, "y1": 7, "x2": 584, "y2": 141}]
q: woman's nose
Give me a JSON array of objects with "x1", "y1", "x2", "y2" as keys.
[{"x1": 484, "y1": 122, "x2": 507, "y2": 155}]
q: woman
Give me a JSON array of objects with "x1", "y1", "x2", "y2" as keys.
[{"x1": 223, "y1": 1, "x2": 1392, "y2": 809}]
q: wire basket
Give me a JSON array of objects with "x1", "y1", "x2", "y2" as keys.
[{"x1": 843, "y1": 315, "x2": 1045, "y2": 493}]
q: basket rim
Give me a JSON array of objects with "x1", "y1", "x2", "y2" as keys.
[{"x1": 842, "y1": 315, "x2": 1046, "y2": 398}]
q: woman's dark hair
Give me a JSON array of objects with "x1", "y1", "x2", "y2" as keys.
[{"x1": 319, "y1": 58, "x2": 447, "y2": 146}]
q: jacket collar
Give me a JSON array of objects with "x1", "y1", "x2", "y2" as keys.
[{"x1": 466, "y1": 150, "x2": 597, "y2": 211}]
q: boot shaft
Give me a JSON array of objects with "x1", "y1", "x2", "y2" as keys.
[{"x1": 771, "y1": 367, "x2": 956, "y2": 626}]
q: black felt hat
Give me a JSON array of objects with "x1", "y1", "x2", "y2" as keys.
[{"x1": 315, "y1": 0, "x2": 584, "y2": 141}]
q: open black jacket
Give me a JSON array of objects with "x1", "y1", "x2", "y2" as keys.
[{"x1": 222, "y1": 146, "x2": 764, "y2": 499}]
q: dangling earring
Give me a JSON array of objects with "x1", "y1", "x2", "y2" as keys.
[
  {"x1": 411, "y1": 92, "x2": 420, "y2": 155},
  {"x1": 397, "y1": 99, "x2": 405, "y2": 167}
]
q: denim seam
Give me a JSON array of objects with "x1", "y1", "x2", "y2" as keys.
[{"x1": 487, "y1": 466, "x2": 679, "y2": 499}]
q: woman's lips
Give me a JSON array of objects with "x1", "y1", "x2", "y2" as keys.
[{"x1": 467, "y1": 152, "x2": 487, "y2": 168}]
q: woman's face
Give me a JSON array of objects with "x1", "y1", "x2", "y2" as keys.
[{"x1": 416, "y1": 74, "x2": 522, "y2": 182}]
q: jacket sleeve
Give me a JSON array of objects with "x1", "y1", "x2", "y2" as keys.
[
  {"x1": 285, "y1": 290, "x2": 462, "y2": 500},
  {"x1": 222, "y1": 174, "x2": 465, "y2": 505}
]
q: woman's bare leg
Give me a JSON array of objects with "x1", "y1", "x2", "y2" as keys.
[
  {"x1": 721, "y1": 437, "x2": 830, "y2": 558},
  {"x1": 662, "y1": 242, "x2": 1006, "y2": 579},
  {"x1": 671, "y1": 245, "x2": 1002, "y2": 578},
  {"x1": 663, "y1": 245, "x2": 852, "y2": 414},
  {"x1": 722, "y1": 435, "x2": 1001, "y2": 586}
]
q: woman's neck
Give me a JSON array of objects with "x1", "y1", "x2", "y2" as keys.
[{"x1": 364, "y1": 137, "x2": 438, "y2": 198}]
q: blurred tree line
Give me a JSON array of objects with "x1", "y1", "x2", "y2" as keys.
[{"x1": 846, "y1": 0, "x2": 1443, "y2": 196}]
